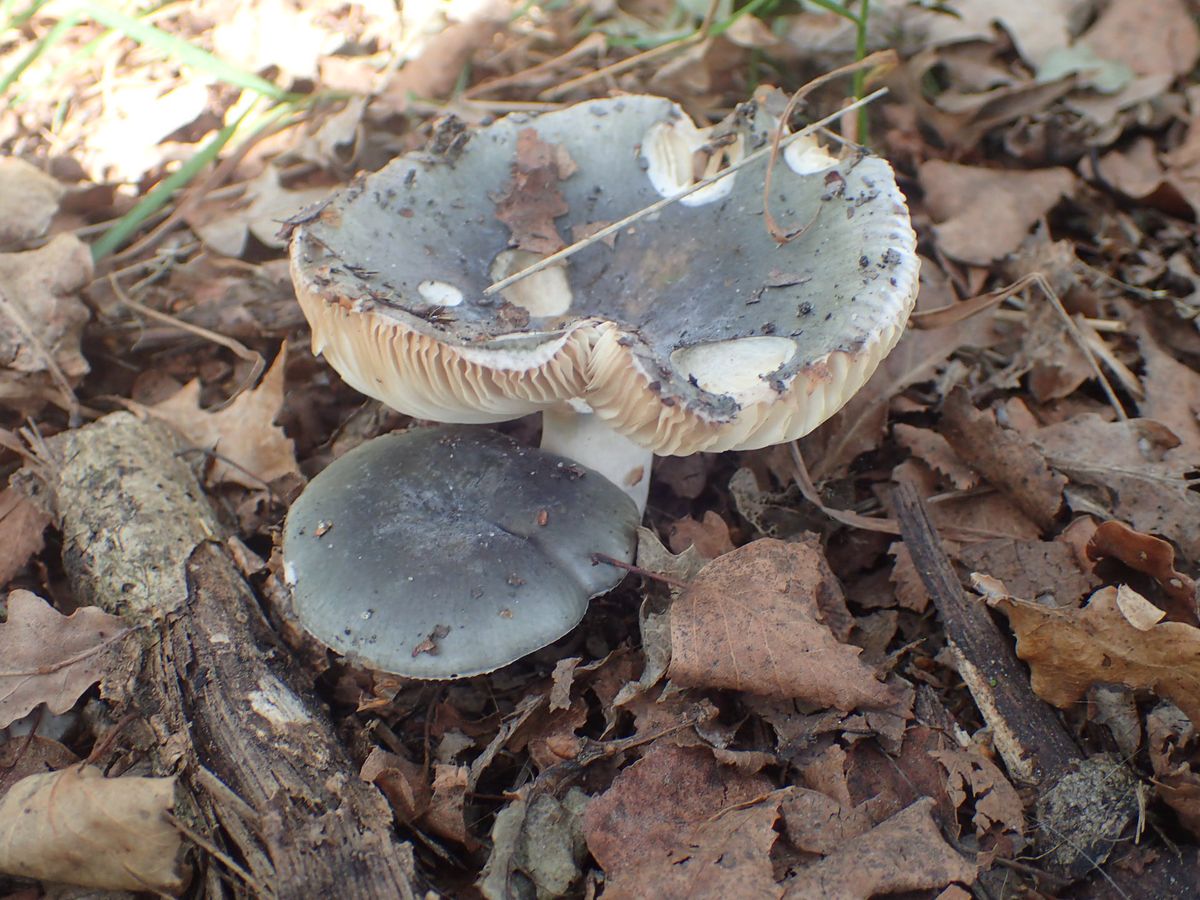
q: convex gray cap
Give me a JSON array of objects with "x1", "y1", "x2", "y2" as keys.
[
  {"x1": 289, "y1": 94, "x2": 920, "y2": 456},
  {"x1": 282, "y1": 426, "x2": 639, "y2": 678}
]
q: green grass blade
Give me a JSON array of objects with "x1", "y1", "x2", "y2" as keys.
[
  {"x1": 78, "y1": 0, "x2": 292, "y2": 100},
  {"x1": 0, "y1": 8, "x2": 83, "y2": 97},
  {"x1": 89, "y1": 115, "x2": 239, "y2": 260}
]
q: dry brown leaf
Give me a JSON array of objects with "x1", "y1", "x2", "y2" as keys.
[
  {"x1": 919, "y1": 161, "x2": 1075, "y2": 265},
  {"x1": 1033, "y1": 415, "x2": 1200, "y2": 558},
  {"x1": 0, "y1": 157, "x2": 63, "y2": 249},
  {"x1": 492, "y1": 128, "x2": 572, "y2": 255},
  {"x1": 425, "y1": 763, "x2": 476, "y2": 849},
  {"x1": 1079, "y1": 0, "x2": 1200, "y2": 80},
  {"x1": 1163, "y1": 118, "x2": 1200, "y2": 219},
  {"x1": 803, "y1": 310, "x2": 998, "y2": 479},
  {"x1": 189, "y1": 165, "x2": 331, "y2": 258},
  {"x1": 1087, "y1": 520, "x2": 1196, "y2": 614},
  {"x1": 479, "y1": 787, "x2": 589, "y2": 900},
  {"x1": 145, "y1": 345, "x2": 300, "y2": 489},
  {"x1": 667, "y1": 511, "x2": 735, "y2": 559},
  {"x1": 0, "y1": 233, "x2": 91, "y2": 380},
  {"x1": 0, "y1": 735, "x2": 78, "y2": 797},
  {"x1": 780, "y1": 787, "x2": 874, "y2": 855},
  {"x1": 930, "y1": 748, "x2": 1025, "y2": 840},
  {"x1": 783, "y1": 797, "x2": 976, "y2": 898},
  {"x1": 0, "y1": 590, "x2": 130, "y2": 730},
  {"x1": 893, "y1": 424, "x2": 979, "y2": 490},
  {"x1": 990, "y1": 584, "x2": 1200, "y2": 727},
  {"x1": 668, "y1": 539, "x2": 902, "y2": 710},
  {"x1": 360, "y1": 747, "x2": 431, "y2": 826},
  {"x1": 1146, "y1": 703, "x2": 1200, "y2": 838},
  {"x1": 0, "y1": 765, "x2": 187, "y2": 893},
  {"x1": 583, "y1": 743, "x2": 777, "y2": 900},
  {"x1": 0, "y1": 486, "x2": 50, "y2": 586},
  {"x1": 958, "y1": 538, "x2": 1095, "y2": 608},
  {"x1": 1137, "y1": 325, "x2": 1200, "y2": 454},
  {"x1": 210, "y1": 0, "x2": 337, "y2": 86},
  {"x1": 919, "y1": 0, "x2": 1078, "y2": 67}
]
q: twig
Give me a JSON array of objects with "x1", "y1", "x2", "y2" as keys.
[
  {"x1": 591, "y1": 552, "x2": 690, "y2": 589},
  {"x1": 538, "y1": 0, "x2": 721, "y2": 100},
  {"x1": 763, "y1": 50, "x2": 896, "y2": 244},
  {"x1": 109, "y1": 274, "x2": 265, "y2": 408},
  {"x1": 483, "y1": 88, "x2": 888, "y2": 297}
]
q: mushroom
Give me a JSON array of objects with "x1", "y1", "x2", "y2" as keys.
[
  {"x1": 283, "y1": 426, "x2": 639, "y2": 679},
  {"x1": 288, "y1": 94, "x2": 920, "y2": 513}
]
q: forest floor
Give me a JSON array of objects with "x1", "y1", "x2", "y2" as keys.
[{"x1": 2, "y1": 0, "x2": 1200, "y2": 897}]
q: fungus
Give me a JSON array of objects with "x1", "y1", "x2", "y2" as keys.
[
  {"x1": 288, "y1": 94, "x2": 919, "y2": 513},
  {"x1": 282, "y1": 426, "x2": 639, "y2": 679}
]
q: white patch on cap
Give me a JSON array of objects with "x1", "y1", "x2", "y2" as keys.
[
  {"x1": 417, "y1": 280, "x2": 464, "y2": 307},
  {"x1": 671, "y1": 336, "x2": 797, "y2": 403},
  {"x1": 641, "y1": 118, "x2": 742, "y2": 207},
  {"x1": 489, "y1": 249, "x2": 573, "y2": 317},
  {"x1": 783, "y1": 134, "x2": 838, "y2": 175}
]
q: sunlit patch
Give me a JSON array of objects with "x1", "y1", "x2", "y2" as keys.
[
  {"x1": 489, "y1": 249, "x2": 573, "y2": 317},
  {"x1": 640, "y1": 117, "x2": 744, "y2": 207},
  {"x1": 671, "y1": 336, "x2": 797, "y2": 398},
  {"x1": 417, "y1": 280, "x2": 464, "y2": 307}
]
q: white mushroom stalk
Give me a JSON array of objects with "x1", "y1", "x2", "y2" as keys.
[{"x1": 540, "y1": 403, "x2": 653, "y2": 512}]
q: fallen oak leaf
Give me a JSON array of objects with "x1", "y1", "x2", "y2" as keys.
[
  {"x1": 492, "y1": 128, "x2": 572, "y2": 255},
  {"x1": 987, "y1": 582, "x2": 1200, "y2": 727},
  {"x1": 1087, "y1": 520, "x2": 1197, "y2": 620},
  {"x1": 141, "y1": 344, "x2": 300, "y2": 489},
  {"x1": 0, "y1": 590, "x2": 131, "y2": 730},
  {"x1": 0, "y1": 765, "x2": 188, "y2": 894},
  {"x1": 667, "y1": 538, "x2": 903, "y2": 710}
]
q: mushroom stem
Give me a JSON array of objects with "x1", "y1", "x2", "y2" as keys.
[{"x1": 541, "y1": 405, "x2": 652, "y2": 514}]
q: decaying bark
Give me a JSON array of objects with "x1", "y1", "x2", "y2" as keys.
[{"x1": 18, "y1": 412, "x2": 416, "y2": 899}]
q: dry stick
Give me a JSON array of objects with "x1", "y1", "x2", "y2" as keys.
[
  {"x1": 483, "y1": 88, "x2": 888, "y2": 298},
  {"x1": 109, "y1": 274, "x2": 266, "y2": 407},
  {"x1": 467, "y1": 31, "x2": 607, "y2": 97},
  {"x1": 763, "y1": 50, "x2": 897, "y2": 244},
  {"x1": 539, "y1": 0, "x2": 722, "y2": 101},
  {"x1": 591, "y1": 552, "x2": 690, "y2": 589},
  {"x1": 891, "y1": 481, "x2": 1080, "y2": 786}
]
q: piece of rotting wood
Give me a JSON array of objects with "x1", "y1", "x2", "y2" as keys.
[
  {"x1": 17, "y1": 413, "x2": 416, "y2": 900},
  {"x1": 892, "y1": 482, "x2": 1079, "y2": 786}
]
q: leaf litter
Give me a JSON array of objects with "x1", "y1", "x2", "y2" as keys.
[{"x1": 4, "y1": 0, "x2": 1200, "y2": 896}]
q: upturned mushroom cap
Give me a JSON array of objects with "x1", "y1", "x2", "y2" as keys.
[
  {"x1": 289, "y1": 94, "x2": 919, "y2": 454},
  {"x1": 282, "y1": 426, "x2": 639, "y2": 679}
]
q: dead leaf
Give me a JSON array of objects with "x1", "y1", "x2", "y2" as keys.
[
  {"x1": 919, "y1": 161, "x2": 1076, "y2": 265},
  {"x1": 425, "y1": 763, "x2": 476, "y2": 849},
  {"x1": 480, "y1": 786, "x2": 589, "y2": 899},
  {"x1": 144, "y1": 345, "x2": 301, "y2": 489},
  {"x1": 1033, "y1": 415, "x2": 1200, "y2": 559},
  {"x1": 0, "y1": 233, "x2": 92, "y2": 380},
  {"x1": 1087, "y1": 520, "x2": 1196, "y2": 614},
  {"x1": 189, "y1": 165, "x2": 331, "y2": 258},
  {"x1": 667, "y1": 511, "x2": 735, "y2": 559},
  {"x1": 0, "y1": 735, "x2": 79, "y2": 797},
  {"x1": 919, "y1": 0, "x2": 1079, "y2": 68},
  {"x1": 0, "y1": 590, "x2": 130, "y2": 730},
  {"x1": 211, "y1": 0, "x2": 337, "y2": 86},
  {"x1": 1137, "y1": 324, "x2": 1200, "y2": 454},
  {"x1": 990, "y1": 584, "x2": 1200, "y2": 728},
  {"x1": 0, "y1": 486, "x2": 50, "y2": 586},
  {"x1": 83, "y1": 80, "x2": 209, "y2": 183},
  {"x1": 668, "y1": 539, "x2": 903, "y2": 710},
  {"x1": 360, "y1": 747, "x2": 431, "y2": 825},
  {"x1": 583, "y1": 743, "x2": 778, "y2": 900},
  {"x1": 0, "y1": 765, "x2": 188, "y2": 893},
  {"x1": 959, "y1": 538, "x2": 1095, "y2": 608},
  {"x1": 930, "y1": 748, "x2": 1025, "y2": 840},
  {"x1": 894, "y1": 424, "x2": 979, "y2": 490},
  {"x1": 780, "y1": 787, "x2": 875, "y2": 855},
  {"x1": 1078, "y1": 0, "x2": 1200, "y2": 81},
  {"x1": 1146, "y1": 702, "x2": 1200, "y2": 838},
  {"x1": 0, "y1": 157, "x2": 63, "y2": 249},
  {"x1": 492, "y1": 128, "x2": 571, "y2": 255},
  {"x1": 783, "y1": 798, "x2": 976, "y2": 898}
]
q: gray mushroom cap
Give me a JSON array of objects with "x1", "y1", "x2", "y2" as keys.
[
  {"x1": 290, "y1": 93, "x2": 919, "y2": 456},
  {"x1": 282, "y1": 426, "x2": 639, "y2": 679}
]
